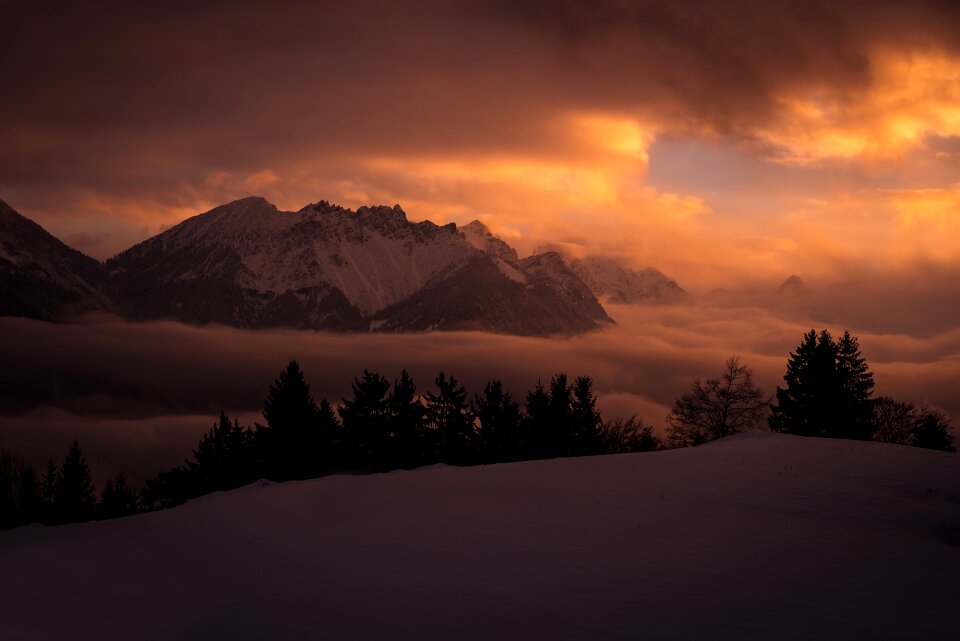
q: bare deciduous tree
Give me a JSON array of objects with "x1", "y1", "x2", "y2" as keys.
[{"x1": 667, "y1": 357, "x2": 768, "y2": 447}]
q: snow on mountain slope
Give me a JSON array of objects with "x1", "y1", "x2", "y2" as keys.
[
  {"x1": 1, "y1": 434, "x2": 956, "y2": 640},
  {"x1": 0, "y1": 198, "x2": 108, "y2": 319},
  {"x1": 570, "y1": 256, "x2": 685, "y2": 304},
  {"x1": 106, "y1": 198, "x2": 611, "y2": 335}
]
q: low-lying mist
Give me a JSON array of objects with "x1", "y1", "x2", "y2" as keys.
[{"x1": 2, "y1": 302, "x2": 958, "y2": 484}]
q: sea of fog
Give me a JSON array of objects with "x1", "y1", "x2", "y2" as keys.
[{"x1": 2, "y1": 303, "x2": 959, "y2": 484}]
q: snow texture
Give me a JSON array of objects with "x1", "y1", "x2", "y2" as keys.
[{"x1": 1, "y1": 434, "x2": 957, "y2": 640}]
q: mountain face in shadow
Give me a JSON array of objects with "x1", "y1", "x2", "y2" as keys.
[
  {"x1": 0, "y1": 197, "x2": 614, "y2": 336},
  {"x1": 0, "y1": 199, "x2": 109, "y2": 320}
]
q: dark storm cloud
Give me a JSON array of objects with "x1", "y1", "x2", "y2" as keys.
[{"x1": 3, "y1": 0, "x2": 958, "y2": 192}]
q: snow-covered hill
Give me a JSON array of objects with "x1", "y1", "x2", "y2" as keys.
[
  {"x1": 0, "y1": 198, "x2": 108, "y2": 319},
  {"x1": 106, "y1": 198, "x2": 611, "y2": 335},
  {"x1": 2, "y1": 434, "x2": 956, "y2": 640}
]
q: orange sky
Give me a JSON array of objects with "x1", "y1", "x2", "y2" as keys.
[{"x1": 2, "y1": 1, "x2": 959, "y2": 293}]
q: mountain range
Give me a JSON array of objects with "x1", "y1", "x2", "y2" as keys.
[{"x1": 0, "y1": 197, "x2": 682, "y2": 335}]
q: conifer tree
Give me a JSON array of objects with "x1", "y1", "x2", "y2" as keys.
[
  {"x1": 99, "y1": 471, "x2": 138, "y2": 519},
  {"x1": 190, "y1": 412, "x2": 256, "y2": 490},
  {"x1": 339, "y1": 370, "x2": 392, "y2": 469},
  {"x1": 15, "y1": 463, "x2": 41, "y2": 526},
  {"x1": 474, "y1": 380, "x2": 522, "y2": 463},
  {"x1": 522, "y1": 381, "x2": 551, "y2": 459},
  {"x1": 571, "y1": 376, "x2": 603, "y2": 455},
  {"x1": 54, "y1": 440, "x2": 96, "y2": 523},
  {"x1": 425, "y1": 372, "x2": 475, "y2": 465},
  {"x1": 387, "y1": 370, "x2": 426, "y2": 468},
  {"x1": 836, "y1": 332, "x2": 876, "y2": 439},
  {"x1": 258, "y1": 361, "x2": 331, "y2": 479},
  {"x1": 770, "y1": 329, "x2": 876, "y2": 440},
  {"x1": 547, "y1": 373, "x2": 574, "y2": 456},
  {"x1": 0, "y1": 449, "x2": 17, "y2": 529}
]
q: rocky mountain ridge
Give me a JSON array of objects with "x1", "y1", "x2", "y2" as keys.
[{"x1": 2, "y1": 197, "x2": 627, "y2": 335}]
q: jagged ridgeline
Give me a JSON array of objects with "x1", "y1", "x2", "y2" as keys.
[{"x1": 0, "y1": 197, "x2": 681, "y2": 335}]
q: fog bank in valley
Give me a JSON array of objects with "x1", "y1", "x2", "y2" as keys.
[{"x1": 2, "y1": 303, "x2": 958, "y2": 484}]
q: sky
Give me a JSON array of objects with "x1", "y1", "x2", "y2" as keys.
[
  {"x1": 2, "y1": 1, "x2": 960, "y2": 480},
  {"x1": 2, "y1": 0, "x2": 960, "y2": 291}
]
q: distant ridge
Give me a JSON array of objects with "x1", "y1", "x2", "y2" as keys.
[{"x1": 0, "y1": 197, "x2": 617, "y2": 336}]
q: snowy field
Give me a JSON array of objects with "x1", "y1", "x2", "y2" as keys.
[{"x1": 1, "y1": 433, "x2": 958, "y2": 640}]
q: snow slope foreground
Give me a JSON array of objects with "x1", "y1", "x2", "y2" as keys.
[{"x1": 1, "y1": 434, "x2": 958, "y2": 640}]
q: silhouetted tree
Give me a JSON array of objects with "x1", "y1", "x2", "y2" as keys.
[
  {"x1": 912, "y1": 407, "x2": 955, "y2": 452},
  {"x1": 668, "y1": 357, "x2": 768, "y2": 447},
  {"x1": 339, "y1": 370, "x2": 392, "y2": 470},
  {"x1": 189, "y1": 412, "x2": 256, "y2": 491},
  {"x1": 40, "y1": 457, "x2": 57, "y2": 522},
  {"x1": 258, "y1": 361, "x2": 335, "y2": 479},
  {"x1": 835, "y1": 332, "x2": 876, "y2": 439},
  {"x1": 425, "y1": 372, "x2": 475, "y2": 465},
  {"x1": 140, "y1": 465, "x2": 195, "y2": 511},
  {"x1": 0, "y1": 449, "x2": 18, "y2": 529},
  {"x1": 98, "y1": 471, "x2": 138, "y2": 519},
  {"x1": 522, "y1": 381, "x2": 551, "y2": 459},
  {"x1": 54, "y1": 440, "x2": 96, "y2": 523},
  {"x1": 387, "y1": 370, "x2": 426, "y2": 468},
  {"x1": 770, "y1": 330, "x2": 876, "y2": 440},
  {"x1": 547, "y1": 373, "x2": 574, "y2": 456},
  {"x1": 474, "y1": 380, "x2": 522, "y2": 463},
  {"x1": 872, "y1": 397, "x2": 917, "y2": 445},
  {"x1": 15, "y1": 463, "x2": 41, "y2": 526},
  {"x1": 570, "y1": 376, "x2": 604, "y2": 455},
  {"x1": 600, "y1": 416, "x2": 661, "y2": 453}
]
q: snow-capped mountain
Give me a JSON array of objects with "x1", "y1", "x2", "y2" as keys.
[
  {"x1": 0, "y1": 198, "x2": 108, "y2": 319},
  {"x1": 106, "y1": 198, "x2": 611, "y2": 335},
  {"x1": 569, "y1": 256, "x2": 685, "y2": 304}
]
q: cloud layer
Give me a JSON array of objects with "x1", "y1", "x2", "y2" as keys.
[
  {"x1": 2, "y1": 1, "x2": 959, "y2": 290},
  {"x1": 2, "y1": 308, "x2": 957, "y2": 484}
]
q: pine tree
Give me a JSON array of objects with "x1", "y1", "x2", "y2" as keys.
[
  {"x1": 770, "y1": 330, "x2": 876, "y2": 440},
  {"x1": 425, "y1": 372, "x2": 475, "y2": 465},
  {"x1": 836, "y1": 332, "x2": 876, "y2": 439},
  {"x1": 388, "y1": 370, "x2": 426, "y2": 468},
  {"x1": 522, "y1": 381, "x2": 551, "y2": 459},
  {"x1": 262, "y1": 360, "x2": 321, "y2": 434},
  {"x1": 547, "y1": 373, "x2": 574, "y2": 456},
  {"x1": 339, "y1": 370, "x2": 392, "y2": 470},
  {"x1": 474, "y1": 380, "x2": 522, "y2": 463},
  {"x1": 0, "y1": 449, "x2": 17, "y2": 529},
  {"x1": 258, "y1": 361, "x2": 331, "y2": 480},
  {"x1": 41, "y1": 457, "x2": 58, "y2": 523},
  {"x1": 54, "y1": 440, "x2": 96, "y2": 523},
  {"x1": 190, "y1": 412, "x2": 256, "y2": 491},
  {"x1": 99, "y1": 471, "x2": 138, "y2": 519},
  {"x1": 570, "y1": 376, "x2": 603, "y2": 455},
  {"x1": 14, "y1": 463, "x2": 41, "y2": 526}
]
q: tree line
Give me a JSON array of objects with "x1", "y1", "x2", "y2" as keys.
[
  {"x1": 1, "y1": 367, "x2": 659, "y2": 528},
  {"x1": 666, "y1": 329, "x2": 955, "y2": 452},
  {"x1": 1, "y1": 328, "x2": 954, "y2": 531}
]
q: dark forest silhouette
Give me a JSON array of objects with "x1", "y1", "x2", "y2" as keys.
[{"x1": 0, "y1": 329, "x2": 954, "y2": 530}]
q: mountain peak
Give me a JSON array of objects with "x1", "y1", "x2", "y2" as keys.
[
  {"x1": 460, "y1": 220, "x2": 518, "y2": 262},
  {"x1": 778, "y1": 274, "x2": 811, "y2": 296}
]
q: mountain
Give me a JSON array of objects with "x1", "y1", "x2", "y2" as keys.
[
  {"x1": 105, "y1": 198, "x2": 611, "y2": 335},
  {"x1": 0, "y1": 198, "x2": 108, "y2": 320},
  {"x1": 569, "y1": 255, "x2": 685, "y2": 304}
]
